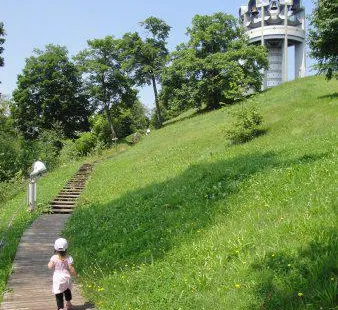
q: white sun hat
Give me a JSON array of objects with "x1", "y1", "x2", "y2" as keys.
[{"x1": 54, "y1": 238, "x2": 68, "y2": 251}]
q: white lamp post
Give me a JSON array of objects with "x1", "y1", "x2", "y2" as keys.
[{"x1": 28, "y1": 161, "x2": 47, "y2": 212}]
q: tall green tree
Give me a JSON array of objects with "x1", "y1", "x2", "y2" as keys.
[
  {"x1": 75, "y1": 36, "x2": 137, "y2": 140},
  {"x1": 308, "y1": 0, "x2": 338, "y2": 79},
  {"x1": 120, "y1": 16, "x2": 171, "y2": 127},
  {"x1": 160, "y1": 12, "x2": 268, "y2": 114},
  {"x1": 0, "y1": 22, "x2": 5, "y2": 68},
  {"x1": 0, "y1": 22, "x2": 5, "y2": 87},
  {"x1": 0, "y1": 95, "x2": 23, "y2": 181},
  {"x1": 12, "y1": 44, "x2": 91, "y2": 139}
]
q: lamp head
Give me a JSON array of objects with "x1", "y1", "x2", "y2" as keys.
[{"x1": 30, "y1": 161, "x2": 47, "y2": 178}]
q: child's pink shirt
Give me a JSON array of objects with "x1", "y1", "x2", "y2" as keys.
[{"x1": 49, "y1": 254, "x2": 73, "y2": 294}]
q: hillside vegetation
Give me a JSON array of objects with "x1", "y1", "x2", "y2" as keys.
[
  {"x1": 64, "y1": 76, "x2": 337, "y2": 309},
  {"x1": 0, "y1": 76, "x2": 337, "y2": 309}
]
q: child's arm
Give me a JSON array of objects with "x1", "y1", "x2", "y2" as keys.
[
  {"x1": 69, "y1": 264, "x2": 77, "y2": 277},
  {"x1": 48, "y1": 260, "x2": 55, "y2": 269}
]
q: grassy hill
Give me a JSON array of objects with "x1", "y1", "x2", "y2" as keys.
[
  {"x1": 65, "y1": 76, "x2": 337, "y2": 309},
  {"x1": 1, "y1": 76, "x2": 337, "y2": 309}
]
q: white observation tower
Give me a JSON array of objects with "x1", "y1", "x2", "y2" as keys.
[{"x1": 239, "y1": 0, "x2": 306, "y2": 88}]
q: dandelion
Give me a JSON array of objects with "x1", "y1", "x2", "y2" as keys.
[
  {"x1": 271, "y1": 254, "x2": 275, "y2": 257},
  {"x1": 297, "y1": 292, "x2": 303, "y2": 297},
  {"x1": 235, "y1": 284, "x2": 241, "y2": 288},
  {"x1": 98, "y1": 287, "x2": 105, "y2": 292}
]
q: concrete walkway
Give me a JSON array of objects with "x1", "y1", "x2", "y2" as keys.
[{"x1": 0, "y1": 214, "x2": 94, "y2": 310}]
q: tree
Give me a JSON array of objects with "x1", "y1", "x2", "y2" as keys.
[
  {"x1": 308, "y1": 0, "x2": 338, "y2": 79},
  {"x1": 160, "y1": 12, "x2": 268, "y2": 113},
  {"x1": 0, "y1": 22, "x2": 5, "y2": 68},
  {"x1": 0, "y1": 22, "x2": 5, "y2": 87},
  {"x1": 75, "y1": 36, "x2": 137, "y2": 140},
  {"x1": 120, "y1": 16, "x2": 171, "y2": 127},
  {"x1": 112, "y1": 99, "x2": 148, "y2": 137},
  {"x1": 0, "y1": 95, "x2": 24, "y2": 181},
  {"x1": 12, "y1": 44, "x2": 91, "y2": 139}
]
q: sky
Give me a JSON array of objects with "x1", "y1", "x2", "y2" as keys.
[{"x1": 1, "y1": 0, "x2": 315, "y2": 109}]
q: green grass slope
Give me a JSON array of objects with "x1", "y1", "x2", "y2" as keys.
[{"x1": 64, "y1": 76, "x2": 338, "y2": 309}]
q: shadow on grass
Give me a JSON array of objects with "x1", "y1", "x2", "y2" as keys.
[
  {"x1": 250, "y1": 228, "x2": 337, "y2": 310},
  {"x1": 65, "y1": 150, "x2": 330, "y2": 276},
  {"x1": 318, "y1": 92, "x2": 338, "y2": 100},
  {"x1": 162, "y1": 109, "x2": 199, "y2": 127}
]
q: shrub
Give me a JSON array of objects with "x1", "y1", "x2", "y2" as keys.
[
  {"x1": 0, "y1": 173, "x2": 26, "y2": 204},
  {"x1": 0, "y1": 132, "x2": 21, "y2": 181},
  {"x1": 35, "y1": 128, "x2": 64, "y2": 170},
  {"x1": 90, "y1": 114, "x2": 112, "y2": 146},
  {"x1": 17, "y1": 139, "x2": 40, "y2": 177},
  {"x1": 74, "y1": 132, "x2": 97, "y2": 156},
  {"x1": 125, "y1": 132, "x2": 142, "y2": 145},
  {"x1": 225, "y1": 105, "x2": 265, "y2": 144},
  {"x1": 58, "y1": 139, "x2": 78, "y2": 162}
]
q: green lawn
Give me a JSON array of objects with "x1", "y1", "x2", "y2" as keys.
[
  {"x1": 64, "y1": 76, "x2": 337, "y2": 309},
  {"x1": 0, "y1": 76, "x2": 337, "y2": 309}
]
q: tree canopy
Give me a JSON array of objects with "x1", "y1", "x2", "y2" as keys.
[
  {"x1": 0, "y1": 95, "x2": 27, "y2": 182},
  {"x1": 119, "y1": 17, "x2": 171, "y2": 127},
  {"x1": 308, "y1": 0, "x2": 338, "y2": 79},
  {"x1": 75, "y1": 36, "x2": 137, "y2": 140},
  {"x1": 0, "y1": 22, "x2": 5, "y2": 68},
  {"x1": 12, "y1": 44, "x2": 91, "y2": 139},
  {"x1": 160, "y1": 12, "x2": 268, "y2": 115},
  {"x1": 0, "y1": 22, "x2": 5, "y2": 86}
]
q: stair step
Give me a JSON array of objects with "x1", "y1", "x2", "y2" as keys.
[
  {"x1": 52, "y1": 209, "x2": 73, "y2": 214},
  {"x1": 43, "y1": 163, "x2": 92, "y2": 215},
  {"x1": 54, "y1": 195, "x2": 80, "y2": 201},
  {"x1": 50, "y1": 205, "x2": 74, "y2": 209},
  {"x1": 51, "y1": 201, "x2": 76, "y2": 205},
  {"x1": 65, "y1": 186, "x2": 84, "y2": 189}
]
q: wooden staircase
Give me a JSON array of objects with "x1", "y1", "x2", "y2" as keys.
[{"x1": 48, "y1": 163, "x2": 92, "y2": 214}]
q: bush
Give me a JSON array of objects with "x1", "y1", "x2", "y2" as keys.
[
  {"x1": 90, "y1": 114, "x2": 112, "y2": 146},
  {"x1": 58, "y1": 139, "x2": 78, "y2": 162},
  {"x1": 16, "y1": 125, "x2": 65, "y2": 178},
  {"x1": 0, "y1": 132, "x2": 21, "y2": 181},
  {"x1": 0, "y1": 173, "x2": 26, "y2": 204},
  {"x1": 225, "y1": 105, "x2": 265, "y2": 144},
  {"x1": 35, "y1": 128, "x2": 64, "y2": 170},
  {"x1": 74, "y1": 132, "x2": 97, "y2": 156},
  {"x1": 125, "y1": 132, "x2": 142, "y2": 145}
]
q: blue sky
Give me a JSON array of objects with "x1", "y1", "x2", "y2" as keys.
[{"x1": 1, "y1": 0, "x2": 315, "y2": 108}]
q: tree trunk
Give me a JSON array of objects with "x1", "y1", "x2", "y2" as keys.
[
  {"x1": 105, "y1": 104, "x2": 117, "y2": 142},
  {"x1": 151, "y1": 75, "x2": 162, "y2": 127}
]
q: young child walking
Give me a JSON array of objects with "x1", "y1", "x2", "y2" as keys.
[{"x1": 48, "y1": 238, "x2": 77, "y2": 310}]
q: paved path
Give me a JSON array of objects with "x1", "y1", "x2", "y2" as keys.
[{"x1": 0, "y1": 214, "x2": 94, "y2": 310}]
